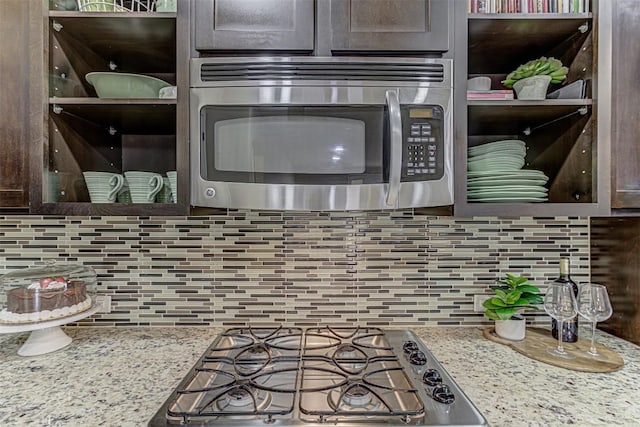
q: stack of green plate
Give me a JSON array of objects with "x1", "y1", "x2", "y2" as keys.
[{"x1": 467, "y1": 140, "x2": 549, "y2": 203}]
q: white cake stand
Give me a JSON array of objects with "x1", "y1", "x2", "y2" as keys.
[{"x1": 0, "y1": 303, "x2": 100, "y2": 356}]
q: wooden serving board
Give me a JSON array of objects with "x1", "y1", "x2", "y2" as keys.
[{"x1": 483, "y1": 327, "x2": 624, "y2": 373}]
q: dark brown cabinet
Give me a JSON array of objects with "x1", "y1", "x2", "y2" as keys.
[
  {"x1": 453, "y1": 1, "x2": 611, "y2": 216},
  {"x1": 329, "y1": 0, "x2": 450, "y2": 53},
  {"x1": 0, "y1": 0, "x2": 41, "y2": 210},
  {"x1": 591, "y1": 217, "x2": 640, "y2": 346},
  {"x1": 193, "y1": 0, "x2": 314, "y2": 52},
  {"x1": 30, "y1": 1, "x2": 190, "y2": 215},
  {"x1": 611, "y1": 0, "x2": 640, "y2": 209}
]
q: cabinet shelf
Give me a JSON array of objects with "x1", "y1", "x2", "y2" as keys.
[
  {"x1": 454, "y1": 1, "x2": 609, "y2": 217},
  {"x1": 459, "y1": 202, "x2": 598, "y2": 216},
  {"x1": 467, "y1": 102, "x2": 591, "y2": 135},
  {"x1": 49, "y1": 11, "x2": 177, "y2": 18},
  {"x1": 31, "y1": 3, "x2": 190, "y2": 215},
  {"x1": 35, "y1": 202, "x2": 185, "y2": 216},
  {"x1": 49, "y1": 103, "x2": 176, "y2": 135},
  {"x1": 49, "y1": 97, "x2": 176, "y2": 105},
  {"x1": 49, "y1": 14, "x2": 176, "y2": 73},
  {"x1": 467, "y1": 99, "x2": 591, "y2": 107},
  {"x1": 468, "y1": 13, "x2": 592, "y2": 19},
  {"x1": 468, "y1": 15, "x2": 592, "y2": 74}
]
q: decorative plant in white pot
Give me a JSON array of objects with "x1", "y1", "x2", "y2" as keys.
[
  {"x1": 483, "y1": 274, "x2": 542, "y2": 341},
  {"x1": 501, "y1": 57, "x2": 568, "y2": 100}
]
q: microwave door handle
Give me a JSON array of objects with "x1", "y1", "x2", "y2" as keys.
[{"x1": 385, "y1": 90, "x2": 402, "y2": 207}]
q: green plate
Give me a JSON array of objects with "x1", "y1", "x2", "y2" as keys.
[
  {"x1": 467, "y1": 169, "x2": 547, "y2": 179},
  {"x1": 468, "y1": 196, "x2": 548, "y2": 203},
  {"x1": 467, "y1": 185, "x2": 548, "y2": 194},
  {"x1": 467, "y1": 151, "x2": 525, "y2": 162},
  {"x1": 85, "y1": 72, "x2": 171, "y2": 99},
  {"x1": 468, "y1": 190, "x2": 548, "y2": 198},
  {"x1": 467, "y1": 159, "x2": 525, "y2": 172},
  {"x1": 468, "y1": 140, "x2": 526, "y2": 156},
  {"x1": 467, "y1": 177, "x2": 548, "y2": 187}
]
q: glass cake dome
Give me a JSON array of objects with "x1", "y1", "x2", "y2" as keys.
[{"x1": 0, "y1": 262, "x2": 97, "y2": 324}]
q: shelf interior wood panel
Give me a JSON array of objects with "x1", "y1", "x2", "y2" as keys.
[
  {"x1": 468, "y1": 17, "x2": 592, "y2": 74},
  {"x1": 50, "y1": 15, "x2": 176, "y2": 73},
  {"x1": 467, "y1": 103, "x2": 591, "y2": 135},
  {"x1": 50, "y1": 103, "x2": 176, "y2": 135}
]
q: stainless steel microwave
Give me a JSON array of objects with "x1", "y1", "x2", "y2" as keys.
[{"x1": 190, "y1": 57, "x2": 453, "y2": 211}]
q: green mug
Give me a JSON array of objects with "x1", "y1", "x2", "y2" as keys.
[{"x1": 156, "y1": 0, "x2": 177, "y2": 12}]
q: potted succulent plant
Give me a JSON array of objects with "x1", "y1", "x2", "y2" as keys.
[
  {"x1": 502, "y1": 57, "x2": 568, "y2": 100},
  {"x1": 483, "y1": 274, "x2": 543, "y2": 341}
]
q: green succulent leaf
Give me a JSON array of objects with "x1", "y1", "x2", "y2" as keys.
[
  {"x1": 505, "y1": 290, "x2": 523, "y2": 305},
  {"x1": 483, "y1": 299, "x2": 503, "y2": 310},
  {"x1": 494, "y1": 288, "x2": 509, "y2": 302},
  {"x1": 484, "y1": 309, "x2": 501, "y2": 321},
  {"x1": 493, "y1": 307, "x2": 518, "y2": 320},
  {"x1": 516, "y1": 284, "x2": 541, "y2": 293},
  {"x1": 519, "y1": 294, "x2": 543, "y2": 304},
  {"x1": 486, "y1": 297, "x2": 507, "y2": 308},
  {"x1": 503, "y1": 56, "x2": 567, "y2": 89}
]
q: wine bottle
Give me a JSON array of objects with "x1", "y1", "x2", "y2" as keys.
[{"x1": 551, "y1": 258, "x2": 579, "y2": 342}]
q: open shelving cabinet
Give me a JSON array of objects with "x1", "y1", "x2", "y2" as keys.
[
  {"x1": 31, "y1": 3, "x2": 189, "y2": 215},
  {"x1": 453, "y1": 0, "x2": 612, "y2": 216}
]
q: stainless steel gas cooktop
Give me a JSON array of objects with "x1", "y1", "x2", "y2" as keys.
[{"x1": 148, "y1": 326, "x2": 488, "y2": 426}]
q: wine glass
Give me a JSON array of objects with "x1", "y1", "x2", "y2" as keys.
[
  {"x1": 544, "y1": 283, "x2": 578, "y2": 359},
  {"x1": 576, "y1": 283, "x2": 613, "y2": 358}
]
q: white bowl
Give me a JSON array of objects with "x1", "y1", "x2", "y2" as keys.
[{"x1": 467, "y1": 76, "x2": 492, "y2": 91}]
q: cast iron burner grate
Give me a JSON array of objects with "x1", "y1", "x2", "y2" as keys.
[
  {"x1": 166, "y1": 326, "x2": 303, "y2": 423},
  {"x1": 299, "y1": 326, "x2": 424, "y2": 423}
]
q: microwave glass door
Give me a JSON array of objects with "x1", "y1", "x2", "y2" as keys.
[{"x1": 200, "y1": 106, "x2": 387, "y2": 185}]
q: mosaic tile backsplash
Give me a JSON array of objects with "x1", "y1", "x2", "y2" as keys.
[{"x1": 0, "y1": 212, "x2": 589, "y2": 327}]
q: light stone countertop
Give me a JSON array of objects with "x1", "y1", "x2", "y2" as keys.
[{"x1": 0, "y1": 326, "x2": 638, "y2": 426}]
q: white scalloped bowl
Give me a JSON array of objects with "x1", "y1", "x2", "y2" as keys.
[{"x1": 85, "y1": 72, "x2": 171, "y2": 99}]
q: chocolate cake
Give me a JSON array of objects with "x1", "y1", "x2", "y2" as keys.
[
  {"x1": 0, "y1": 279, "x2": 91, "y2": 323},
  {"x1": 6, "y1": 281, "x2": 87, "y2": 314}
]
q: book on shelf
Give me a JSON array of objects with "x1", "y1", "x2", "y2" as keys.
[
  {"x1": 467, "y1": 90, "x2": 515, "y2": 100},
  {"x1": 468, "y1": 0, "x2": 589, "y2": 14}
]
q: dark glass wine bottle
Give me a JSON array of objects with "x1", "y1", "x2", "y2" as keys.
[{"x1": 551, "y1": 257, "x2": 579, "y2": 342}]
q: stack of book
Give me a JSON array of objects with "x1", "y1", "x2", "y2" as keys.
[
  {"x1": 467, "y1": 90, "x2": 514, "y2": 100},
  {"x1": 469, "y1": 0, "x2": 590, "y2": 14}
]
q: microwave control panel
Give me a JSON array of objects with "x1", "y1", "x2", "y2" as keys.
[{"x1": 401, "y1": 106, "x2": 445, "y2": 181}]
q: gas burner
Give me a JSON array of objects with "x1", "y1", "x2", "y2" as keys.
[
  {"x1": 327, "y1": 383, "x2": 382, "y2": 412},
  {"x1": 214, "y1": 385, "x2": 273, "y2": 412},
  {"x1": 228, "y1": 388, "x2": 252, "y2": 407},
  {"x1": 247, "y1": 345, "x2": 268, "y2": 358},
  {"x1": 234, "y1": 344, "x2": 273, "y2": 376},
  {"x1": 341, "y1": 384, "x2": 373, "y2": 407},
  {"x1": 333, "y1": 344, "x2": 360, "y2": 359}
]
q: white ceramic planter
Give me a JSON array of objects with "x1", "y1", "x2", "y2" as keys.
[
  {"x1": 495, "y1": 315, "x2": 526, "y2": 341},
  {"x1": 513, "y1": 75, "x2": 552, "y2": 100}
]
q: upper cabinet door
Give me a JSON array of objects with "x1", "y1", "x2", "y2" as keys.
[
  {"x1": 194, "y1": 0, "x2": 315, "y2": 52},
  {"x1": 0, "y1": 0, "x2": 37, "y2": 210},
  {"x1": 330, "y1": 0, "x2": 450, "y2": 53},
  {"x1": 611, "y1": 0, "x2": 640, "y2": 209}
]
